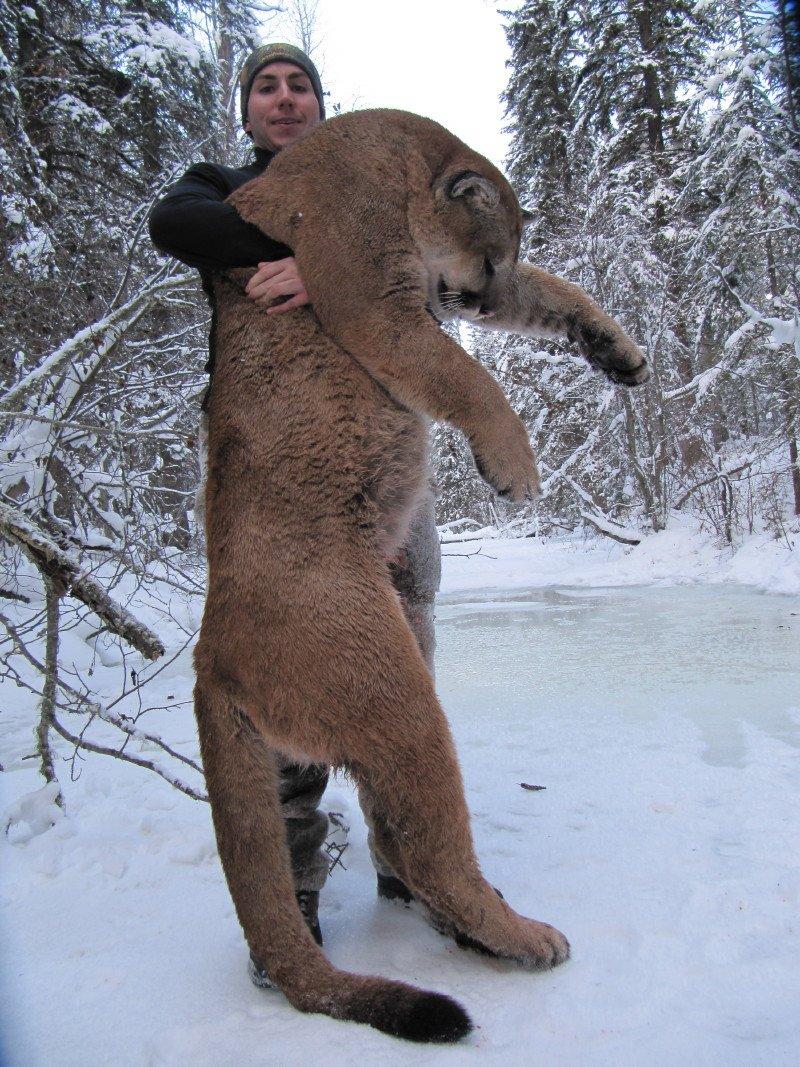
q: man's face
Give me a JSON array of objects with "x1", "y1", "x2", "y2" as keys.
[{"x1": 245, "y1": 61, "x2": 321, "y2": 152}]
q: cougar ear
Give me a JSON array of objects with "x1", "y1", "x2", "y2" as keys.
[
  {"x1": 520, "y1": 207, "x2": 535, "y2": 226},
  {"x1": 444, "y1": 169, "x2": 500, "y2": 208}
]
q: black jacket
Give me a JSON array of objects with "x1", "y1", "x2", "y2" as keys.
[
  {"x1": 148, "y1": 149, "x2": 293, "y2": 392},
  {"x1": 148, "y1": 147, "x2": 292, "y2": 290}
]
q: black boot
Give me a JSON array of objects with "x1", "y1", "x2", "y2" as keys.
[{"x1": 248, "y1": 889, "x2": 322, "y2": 989}]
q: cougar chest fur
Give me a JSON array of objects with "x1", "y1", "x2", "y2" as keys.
[{"x1": 209, "y1": 286, "x2": 428, "y2": 562}]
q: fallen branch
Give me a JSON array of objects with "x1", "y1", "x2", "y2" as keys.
[
  {"x1": 580, "y1": 511, "x2": 642, "y2": 545},
  {"x1": 0, "y1": 502, "x2": 164, "y2": 660},
  {"x1": 1, "y1": 269, "x2": 192, "y2": 411},
  {"x1": 441, "y1": 546, "x2": 497, "y2": 559},
  {"x1": 547, "y1": 468, "x2": 642, "y2": 545}
]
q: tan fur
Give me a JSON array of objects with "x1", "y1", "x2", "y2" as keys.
[{"x1": 194, "y1": 109, "x2": 647, "y2": 1042}]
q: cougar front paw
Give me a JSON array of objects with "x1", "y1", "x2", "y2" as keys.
[
  {"x1": 577, "y1": 322, "x2": 650, "y2": 387},
  {"x1": 471, "y1": 425, "x2": 540, "y2": 502}
]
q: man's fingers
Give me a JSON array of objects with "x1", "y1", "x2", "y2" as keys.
[
  {"x1": 245, "y1": 257, "x2": 309, "y2": 306},
  {"x1": 245, "y1": 257, "x2": 295, "y2": 294},
  {"x1": 258, "y1": 257, "x2": 293, "y2": 278},
  {"x1": 246, "y1": 269, "x2": 290, "y2": 298},
  {"x1": 247, "y1": 272, "x2": 297, "y2": 301}
]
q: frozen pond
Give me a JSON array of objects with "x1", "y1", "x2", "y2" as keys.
[
  {"x1": 424, "y1": 584, "x2": 800, "y2": 1065},
  {"x1": 436, "y1": 584, "x2": 800, "y2": 768}
]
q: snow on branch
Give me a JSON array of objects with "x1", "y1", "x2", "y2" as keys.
[
  {"x1": 0, "y1": 502, "x2": 164, "y2": 660},
  {"x1": 664, "y1": 363, "x2": 727, "y2": 402},
  {"x1": 673, "y1": 454, "x2": 757, "y2": 511},
  {"x1": 49, "y1": 715, "x2": 208, "y2": 803},
  {"x1": 1, "y1": 269, "x2": 193, "y2": 411},
  {"x1": 580, "y1": 512, "x2": 641, "y2": 545},
  {"x1": 539, "y1": 414, "x2": 624, "y2": 499},
  {"x1": 554, "y1": 469, "x2": 642, "y2": 544}
]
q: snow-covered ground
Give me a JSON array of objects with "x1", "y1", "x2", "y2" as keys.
[{"x1": 2, "y1": 525, "x2": 799, "y2": 1065}]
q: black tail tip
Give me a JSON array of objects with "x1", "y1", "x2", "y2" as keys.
[
  {"x1": 341, "y1": 980, "x2": 473, "y2": 1043},
  {"x1": 396, "y1": 991, "x2": 473, "y2": 1044}
]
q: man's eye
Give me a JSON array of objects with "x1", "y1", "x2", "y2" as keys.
[{"x1": 293, "y1": 84, "x2": 308, "y2": 92}]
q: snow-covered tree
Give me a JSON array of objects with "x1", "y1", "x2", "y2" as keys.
[
  {"x1": 0, "y1": 0, "x2": 274, "y2": 797},
  {"x1": 460, "y1": 0, "x2": 799, "y2": 539}
]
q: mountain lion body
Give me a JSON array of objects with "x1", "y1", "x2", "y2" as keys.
[{"x1": 194, "y1": 109, "x2": 648, "y2": 1043}]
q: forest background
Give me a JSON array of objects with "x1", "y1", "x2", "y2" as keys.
[{"x1": 1, "y1": 1, "x2": 798, "y2": 795}]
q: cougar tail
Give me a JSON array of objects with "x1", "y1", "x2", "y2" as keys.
[
  {"x1": 318, "y1": 975, "x2": 472, "y2": 1043},
  {"x1": 194, "y1": 674, "x2": 472, "y2": 1044}
]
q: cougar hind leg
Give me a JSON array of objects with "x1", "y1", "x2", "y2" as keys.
[
  {"x1": 236, "y1": 579, "x2": 570, "y2": 972},
  {"x1": 347, "y1": 708, "x2": 569, "y2": 970},
  {"x1": 193, "y1": 675, "x2": 472, "y2": 1043}
]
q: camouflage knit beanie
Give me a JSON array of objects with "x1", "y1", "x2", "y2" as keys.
[{"x1": 239, "y1": 43, "x2": 325, "y2": 126}]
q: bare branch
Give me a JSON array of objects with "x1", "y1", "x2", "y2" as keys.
[
  {"x1": 50, "y1": 715, "x2": 208, "y2": 803},
  {"x1": 0, "y1": 502, "x2": 164, "y2": 660}
]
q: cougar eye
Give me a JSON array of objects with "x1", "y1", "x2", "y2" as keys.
[{"x1": 483, "y1": 257, "x2": 495, "y2": 278}]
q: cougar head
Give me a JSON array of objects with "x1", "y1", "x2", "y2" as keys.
[{"x1": 416, "y1": 165, "x2": 528, "y2": 323}]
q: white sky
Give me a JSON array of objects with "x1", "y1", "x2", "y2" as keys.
[{"x1": 265, "y1": 0, "x2": 515, "y2": 171}]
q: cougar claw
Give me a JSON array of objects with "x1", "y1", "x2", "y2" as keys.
[
  {"x1": 580, "y1": 327, "x2": 649, "y2": 388},
  {"x1": 471, "y1": 435, "x2": 540, "y2": 504}
]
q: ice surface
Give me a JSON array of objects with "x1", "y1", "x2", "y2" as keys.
[
  {"x1": 2, "y1": 536, "x2": 799, "y2": 1065},
  {"x1": 437, "y1": 584, "x2": 800, "y2": 768}
]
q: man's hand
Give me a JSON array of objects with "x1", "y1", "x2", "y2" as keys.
[{"x1": 245, "y1": 256, "x2": 311, "y2": 314}]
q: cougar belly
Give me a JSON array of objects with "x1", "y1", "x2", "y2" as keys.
[{"x1": 209, "y1": 299, "x2": 428, "y2": 563}]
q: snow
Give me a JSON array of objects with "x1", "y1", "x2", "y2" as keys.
[
  {"x1": 2, "y1": 525, "x2": 799, "y2": 1063},
  {"x1": 765, "y1": 313, "x2": 800, "y2": 358},
  {"x1": 8, "y1": 224, "x2": 54, "y2": 276},
  {"x1": 84, "y1": 19, "x2": 203, "y2": 75},
  {"x1": 51, "y1": 94, "x2": 112, "y2": 135},
  {"x1": 442, "y1": 520, "x2": 800, "y2": 597},
  {"x1": 736, "y1": 125, "x2": 760, "y2": 146},
  {"x1": 2, "y1": 782, "x2": 64, "y2": 845}
]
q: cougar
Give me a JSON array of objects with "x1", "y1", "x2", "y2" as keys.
[{"x1": 193, "y1": 109, "x2": 648, "y2": 1043}]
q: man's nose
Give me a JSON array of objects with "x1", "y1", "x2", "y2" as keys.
[{"x1": 275, "y1": 82, "x2": 293, "y2": 106}]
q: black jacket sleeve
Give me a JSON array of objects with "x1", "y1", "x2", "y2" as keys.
[{"x1": 148, "y1": 163, "x2": 292, "y2": 272}]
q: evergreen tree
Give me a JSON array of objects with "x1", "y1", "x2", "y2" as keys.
[
  {"x1": 680, "y1": 0, "x2": 800, "y2": 518},
  {"x1": 474, "y1": 0, "x2": 799, "y2": 538}
]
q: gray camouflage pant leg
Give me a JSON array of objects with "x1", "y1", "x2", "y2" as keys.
[{"x1": 277, "y1": 756, "x2": 330, "y2": 893}]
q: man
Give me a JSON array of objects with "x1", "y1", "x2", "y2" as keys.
[{"x1": 148, "y1": 44, "x2": 441, "y2": 970}]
